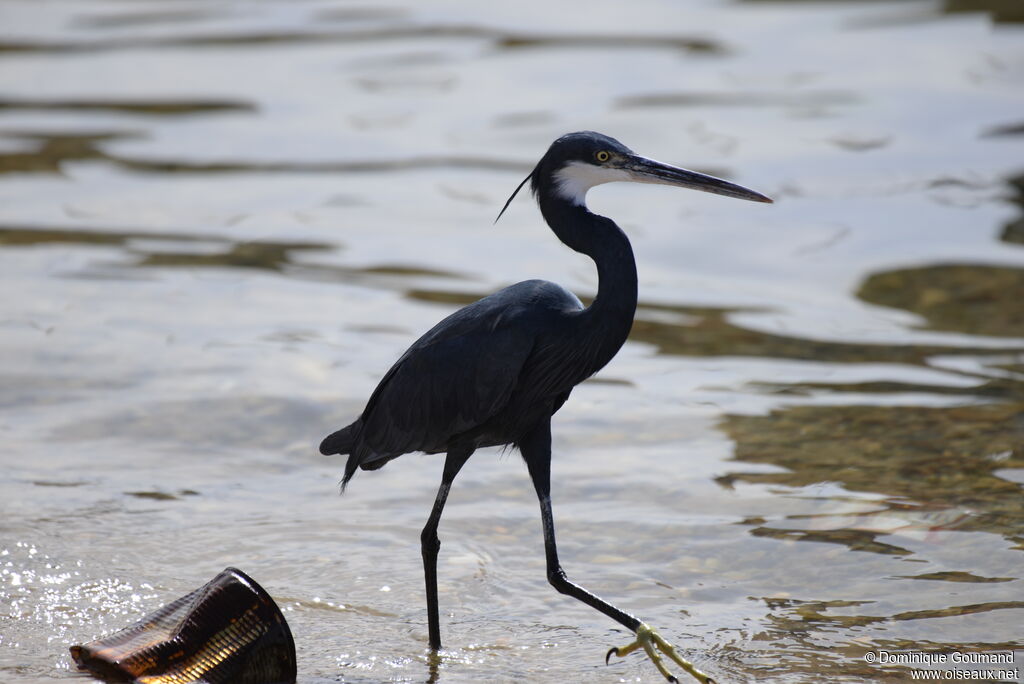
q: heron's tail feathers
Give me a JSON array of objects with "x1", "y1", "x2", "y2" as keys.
[
  {"x1": 341, "y1": 453, "x2": 360, "y2": 491},
  {"x1": 320, "y1": 420, "x2": 400, "y2": 491},
  {"x1": 319, "y1": 421, "x2": 366, "y2": 492},
  {"x1": 319, "y1": 421, "x2": 359, "y2": 456}
]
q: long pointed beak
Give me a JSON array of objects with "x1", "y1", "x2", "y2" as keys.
[{"x1": 624, "y1": 155, "x2": 773, "y2": 203}]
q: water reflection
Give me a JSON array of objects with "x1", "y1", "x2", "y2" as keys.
[
  {"x1": 0, "y1": 98, "x2": 253, "y2": 116},
  {"x1": 738, "y1": 0, "x2": 1024, "y2": 24},
  {"x1": 721, "y1": 402, "x2": 1024, "y2": 549},
  {"x1": 940, "y1": 0, "x2": 1023, "y2": 23},
  {"x1": 719, "y1": 252, "x2": 1024, "y2": 558},
  {"x1": 0, "y1": 132, "x2": 135, "y2": 175},
  {"x1": 1002, "y1": 172, "x2": 1024, "y2": 246},
  {"x1": 0, "y1": 131, "x2": 529, "y2": 176},
  {"x1": 617, "y1": 90, "x2": 860, "y2": 111},
  {"x1": 72, "y1": 9, "x2": 223, "y2": 30},
  {"x1": 984, "y1": 122, "x2": 1024, "y2": 138},
  {"x1": 0, "y1": 224, "x2": 466, "y2": 283},
  {"x1": 0, "y1": 24, "x2": 724, "y2": 55},
  {"x1": 747, "y1": 606, "x2": 1024, "y2": 679},
  {"x1": 858, "y1": 264, "x2": 1024, "y2": 337},
  {"x1": 0, "y1": 224, "x2": 332, "y2": 272},
  {"x1": 894, "y1": 570, "x2": 1014, "y2": 582}
]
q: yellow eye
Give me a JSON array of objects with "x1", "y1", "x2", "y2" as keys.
[{"x1": 595, "y1": 150, "x2": 610, "y2": 162}]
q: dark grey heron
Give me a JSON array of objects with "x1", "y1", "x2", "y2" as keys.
[{"x1": 320, "y1": 131, "x2": 771, "y2": 683}]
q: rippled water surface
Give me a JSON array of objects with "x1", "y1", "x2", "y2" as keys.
[{"x1": 1, "y1": 1, "x2": 1023, "y2": 682}]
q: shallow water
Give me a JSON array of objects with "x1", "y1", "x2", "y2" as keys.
[{"x1": 1, "y1": 1, "x2": 1022, "y2": 682}]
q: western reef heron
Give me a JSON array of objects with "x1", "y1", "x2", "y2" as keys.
[{"x1": 320, "y1": 131, "x2": 771, "y2": 683}]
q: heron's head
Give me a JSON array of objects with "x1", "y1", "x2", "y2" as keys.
[{"x1": 496, "y1": 131, "x2": 771, "y2": 221}]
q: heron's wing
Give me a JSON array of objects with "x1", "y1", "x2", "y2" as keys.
[{"x1": 356, "y1": 297, "x2": 537, "y2": 459}]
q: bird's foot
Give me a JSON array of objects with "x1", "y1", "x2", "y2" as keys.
[{"x1": 605, "y1": 623, "x2": 715, "y2": 684}]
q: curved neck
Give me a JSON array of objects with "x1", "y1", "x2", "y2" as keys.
[{"x1": 538, "y1": 194, "x2": 638, "y2": 372}]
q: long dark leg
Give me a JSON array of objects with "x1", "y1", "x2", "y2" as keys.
[
  {"x1": 519, "y1": 419, "x2": 715, "y2": 684},
  {"x1": 421, "y1": 447, "x2": 473, "y2": 651},
  {"x1": 519, "y1": 419, "x2": 642, "y2": 632}
]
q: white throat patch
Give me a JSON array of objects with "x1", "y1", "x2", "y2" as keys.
[{"x1": 553, "y1": 161, "x2": 633, "y2": 207}]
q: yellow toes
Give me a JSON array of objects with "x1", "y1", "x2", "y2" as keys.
[{"x1": 605, "y1": 623, "x2": 715, "y2": 684}]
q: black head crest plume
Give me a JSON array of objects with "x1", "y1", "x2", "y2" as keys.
[{"x1": 494, "y1": 169, "x2": 535, "y2": 224}]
